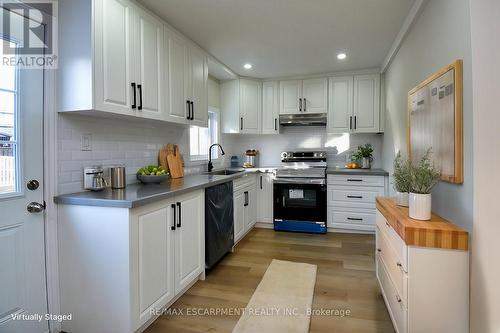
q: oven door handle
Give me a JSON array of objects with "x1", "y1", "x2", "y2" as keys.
[{"x1": 273, "y1": 178, "x2": 326, "y2": 185}]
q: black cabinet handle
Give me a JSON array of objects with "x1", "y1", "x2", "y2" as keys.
[
  {"x1": 186, "y1": 101, "x2": 190, "y2": 119},
  {"x1": 260, "y1": 176, "x2": 263, "y2": 189},
  {"x1": 347, "y1": 217, "x2": 363, "y2": 221},
  {"x1": 349, "y1": 116, "x2": 352, "y2": 130},
  {"x1": 240, "y1": 117, "x2": 243, "y2": 131},
  {"x1": 347, "y1": 179, "x2": 363, "y2": 182},
  {"x1": 303, "y1": 98, "x2": 306, "y2": 112},
  {"x1": 377, "y1": 248, "x2": 382, "y2": 252},
  {"x1": 354, "y1": 116, "x2": 357, "y2": 129},
  {"x1": 176, "y1": 202, "x2": 181, "y2": 228},
  {"x1": 347, "y1": 195, "x2": 363, "y2": 199},
  {"x1": 299, "y1": 98, "x2": 302, "y2": 112},
  {"x1": 131, "y1": 83, "x2": 136, "y2": 109},
  {"x1": 274, "y1": 118, "x2": 277, "y2": 131},
  {"x1": 137, "y1": 84, "x2": 143, "y2": 110},
  {"x1": 244, "y1": 191, "x2": 248, "y2": 206},
  {"x1": 171, "y1": 203, "x2": 176, "y2": 231},
  {"x1": 190, "y1": 101, "x2": 194, "y2": 120}
]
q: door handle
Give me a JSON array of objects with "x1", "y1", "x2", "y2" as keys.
[
  {"x1": 190, "y1": 101, "x2": 194, "y2": 120},
  {"x1": 176, "y1": 202, "x2": 182, "y2": 228},
  {"x1": 171, "y1": 203, "x2": 176, "y2": 231},
  {"x1": 137, "y1": 84, "x2": 143, "y2": 110},
  {"x1": 303, "y1": 98, "x2": 306, "y2": 112},
  {"x1": 27, "y1": 201, "x2": 45, "y2": 213},
  {"x1": 131, "y1": 83, "x2": 137, "y2": 109},
  {"x1": 299, "y1": 98, "x2": 302, "y2": 112}
]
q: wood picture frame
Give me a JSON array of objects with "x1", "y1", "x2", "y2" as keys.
[{"x1": 407, "y1": 59, "x2": 463, "y2": 184}]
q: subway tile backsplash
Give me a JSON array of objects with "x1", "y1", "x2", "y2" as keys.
[{"x1": 57, "y1": 114, "x2": 226, "y2": 194}]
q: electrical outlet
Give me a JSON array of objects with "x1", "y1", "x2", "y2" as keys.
[{"x1": 81, "y1": 134, "x2": 92, "y2": 151}]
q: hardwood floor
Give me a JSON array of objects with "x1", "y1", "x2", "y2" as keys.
[{"x1": 144, "y1": 228, "x2": 394, "y2": 333}]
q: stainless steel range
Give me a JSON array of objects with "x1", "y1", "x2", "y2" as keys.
[{"x1": 273, "y1": 151, "x2": 327, "y2": 234}]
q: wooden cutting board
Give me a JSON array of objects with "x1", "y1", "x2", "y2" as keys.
[
  {"x1": 167, "y1": 144, "x2": 184, "y2": 178},
  {"x1": 158, "y1": 145, "x2": 170, "y2": 174}
]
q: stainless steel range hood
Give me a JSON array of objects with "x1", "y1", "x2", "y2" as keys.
[{"x1": 279, "y1": 113, "x2": 327, "y2": 127}]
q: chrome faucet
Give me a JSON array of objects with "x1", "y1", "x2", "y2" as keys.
[{"x1": 208, "y1": 144, "x2": 225, "y2": 172}]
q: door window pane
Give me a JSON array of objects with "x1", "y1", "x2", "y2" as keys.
[
  {"x1": 0, "y1": 143, "x2": 16, "y2": 194},
  {"x1": 0, "y1": 41, "x2": 16, "y2": 91}
]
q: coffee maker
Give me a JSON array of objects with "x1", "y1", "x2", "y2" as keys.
[{"x1": 84, "y1": 166, "x2": 107, "y2": 191}]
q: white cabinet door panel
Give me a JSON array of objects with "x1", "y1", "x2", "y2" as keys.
[
  {"x1": 328, "y1": 76, "x2": 353, "y2": 133},
  {"x1": 280, "y1": 80, "x2": 302, "y2": 114},
  {"x1": 94, "y1": 0, "x2": 135, "y2": 116},
  {"x1": 246, "y1": 187, "x2": 257, "y2": 230},
  {"x1": 354, "y1": 74, "x2": 380, "y2": 133},
  {"x1": 234, "y1": 191, "x2": 246, "y2": 243},
  {"x1": 190, "y1": 47, "x2": 208, "y2": 127},
  {"x1": 167, "y1": 31, "x2": 188, "y2": 123},
  {"x1": 258, "y1": 174, "x2": 274, "y2": 223},
  {"x1": 175, "y1": 191, "x2": 204, "y2": 293},
  {"x1": 240, "y1": 80, "x2": 261, "y2": 133},
  {"x1": 262, "y1": 81, "x2": 279, "y2": 134},
  {"x1": 302, "y1": 78, "x2": 328, "y2": 114},
  {"x1": 135, "y1": 8, "x2": 163, "y2": 119}
]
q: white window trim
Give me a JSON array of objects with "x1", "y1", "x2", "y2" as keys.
[{"x1": 189, "y1": 107, "x2": 221, "y2": 162}]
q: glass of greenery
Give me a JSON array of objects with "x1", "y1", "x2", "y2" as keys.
[
  {"x1": 393, "y1": 151, "x2": 411, "y2": 206},
  {"x1": 352, "y1": 144, "x2": 374, "y2": 169},
  {"x1": 409, "y1": 149, "x2": 441, "y2": 220}
]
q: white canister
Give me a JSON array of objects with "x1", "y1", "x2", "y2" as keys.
[
  {"x1": 409, "y1": 193, "x2": 432, "y2": 220},
  {"x1": 395, "y1": 191, "x2": 409, "y2": 207}
]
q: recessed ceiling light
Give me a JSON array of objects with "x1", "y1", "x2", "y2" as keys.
[
  {"x1": 337, "y1": 53, "x2": 347, "y2": 60},
  {"x1": 243, "y1": 63, "x2": 252, "y2": 69}
]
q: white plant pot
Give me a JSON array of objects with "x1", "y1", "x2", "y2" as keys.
[
  {"x1": 409, "y1": 193, "x2": 432, "y2": 220},
  {"x1": 395, "y1": 191, "x2": 409, "y2": 207}
]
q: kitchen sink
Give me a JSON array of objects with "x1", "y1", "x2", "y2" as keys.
[{"x1": 206, "y1": 169, "x2": 245, "y2": 176}]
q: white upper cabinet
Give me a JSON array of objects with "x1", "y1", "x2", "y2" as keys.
[
  {"x1": 240, "y1": 79, "x2": 262, "y2": 134},
  {"x1": 188, "y1": 47, "x2": 209, "y2": 127},
  {"x1": 280, "y1": 80, "x2": 302, "y2": 114},
  {"x1": 220, "y1": 79, "x2": 262, "y2": 134},
  {"x1": 328, "y1": 76, "x2": 353, "y2": 133},
  {"x1": 302, "y1": 78, "x2": 328, "y2": 113},
  {"x1": 280, "y1": 78, "x2": 327, "y2": 114},
  {"x1": 166, "y1": 30, "x2": 188, "y2": 123},
  {"x1": 93, "y1": 0, "x2": 136, "y2": 116},
  {"x1": 58, "y1": 0, "x2": 209, "y2": 126},
  {"x1": 134, "y1": 7, "x2": 164, "y2": 120},
  {"x1": 353, "y1": 74, "x2": 380, "y2": 133},
  {"x1": 327, "y1": 74, "x2": 381, "y2": 133},
  {"x1": 262, "y1": 81, "x2": 279, "y2": 134}
]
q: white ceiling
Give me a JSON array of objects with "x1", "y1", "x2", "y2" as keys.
[{"x1": 139, "y1": 0, "x2": 414, "y2": 79}]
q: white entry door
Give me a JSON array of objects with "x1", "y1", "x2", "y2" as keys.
[{"x1": 0, "y1": 9, "x2": 48, "y2": 333}]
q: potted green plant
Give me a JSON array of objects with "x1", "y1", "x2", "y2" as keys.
[
  {"x1": 409, "y1": 149, "x2": 441, "y2": 220},
  {"x1": 393, "y1": 151, "x2": 411, "y2": 207},
  {"x1": 352, "y1": 144, "x2": 374, "y2": 169}
]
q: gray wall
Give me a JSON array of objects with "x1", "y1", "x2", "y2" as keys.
[{"x1": 382, "y1": 0, "x2": 473, "y2": 231}]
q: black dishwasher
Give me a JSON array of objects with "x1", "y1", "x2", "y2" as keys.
[{"x1": 205, "y1": 181, "x2": 234, "y2": 269}]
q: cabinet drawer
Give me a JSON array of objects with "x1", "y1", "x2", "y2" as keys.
[
  {"x1": 377, "y1": 254, "x2": 407, "y2": 333},
  {"x1": 329, "y1": 208, "x2": 375, "y2": 226},
  {"x1": 377, "y1": 226, "x2": 408, "y2": 306},
  {"x1": 328, "y1": 186, "x2": 384, "y2": 209},
  {"x1": 376, "y1": 210, "x2": 408, "y2": 271},
  {"x1": 233, "y1": 174, "x2": 256, "y2": 192},
  {"x1": 328, "y1": 174, "x2": 385, "y2": 187}
]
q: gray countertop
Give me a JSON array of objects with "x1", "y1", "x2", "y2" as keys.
[
  {"x1": 53, "y1": 169, "x2": 274, "y2": 209},
  {"x1": 326, "y1": 167, "x2": 389, "y2": 176}
]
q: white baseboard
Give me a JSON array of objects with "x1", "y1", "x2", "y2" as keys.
[
  {"x1": 255, "y1": 222, "x2": 273, "y2": 229},
  {"x1": 327, "y1": 228, "x2": 375, "y2": 235}
]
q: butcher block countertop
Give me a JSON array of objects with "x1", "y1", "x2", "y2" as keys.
[{"x1": 376, "y1": 197, "x2": 469, "y2": 251}]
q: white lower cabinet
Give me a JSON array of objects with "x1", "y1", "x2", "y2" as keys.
[
  {"x1": 233, "y1": 175, "x2": 258, "y2": 244},
  {"x1": 376, "y1": 210, "x2": 469, "y2": 333},
  {"x1": 327, "y1": 174, "x2": 386, "y2": 232},
  {"x1": 257, "y1": 173, "x2": 274, "y2": 224},
  {"x1": 58, "y1": 190, "x2": 205, "y2": 333}
]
